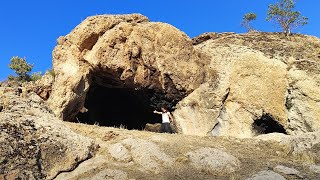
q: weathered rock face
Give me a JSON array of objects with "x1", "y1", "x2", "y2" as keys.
[
  {"x1": 49, "y1": 13, "x2": 320, "y2": 138},
  {"x1": 23, "y1": 71, "x2": 54, "y2": 100},
  {"x1": 48, "y1": 14, "x2": 208, "y2": 122},
  {"x1": 174, "y1": 33, "x2": 320, "y2": 137},
  {"x1": 0, "y1": 87, "x2": 96, "y2": 179}
]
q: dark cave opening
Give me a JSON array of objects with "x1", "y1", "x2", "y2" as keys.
[
  {"x1": 252, "y1": 114, "x2": 287, "y2": 134},
  {"x1": 75, "y1": 85, "x2": 163, "y2": 130}
]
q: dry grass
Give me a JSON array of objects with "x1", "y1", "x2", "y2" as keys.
[
  {"x1": 195, "y1": 32, "x2": 320, "y2": 65},
  {"x1": 62, "y1": 121, "x2": 319, "y2": 179}
]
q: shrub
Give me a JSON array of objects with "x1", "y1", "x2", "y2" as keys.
[
  {"x1": 7, "y1": 75, "x2": 17, "y2": 81},
  {"x1": 241, "y1": 13, "x2": 257, "y2": 32},
  {"x1": 266, "y1": 0, "x2": 308, "y2": 35},
  {"x1": 8, "y1": 56, "x2": 33, "y2": 82},
  {"x1": 30, "y1": 72, "x2": 43, "y2": 82}
]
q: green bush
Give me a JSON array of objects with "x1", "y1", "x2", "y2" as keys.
[
  {"x1": 30, "y1": 72, "x2": 43, "y2": 82},
  {"x1": 266, "y1": 0, "x2": 308, "y2": 35},
  {"x1": 8, "y1": 56, "x2": 33, "y2": 82},
  {"x1": 241, "y1": 13, "x2": 257, "y2": 32},
  {"x1": 7, "y1": 75, "x2": 17, "y2": 81}
]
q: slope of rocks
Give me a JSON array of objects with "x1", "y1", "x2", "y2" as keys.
[{"x1": 0, "y1": 87, "x2": 96, "y2": 179}]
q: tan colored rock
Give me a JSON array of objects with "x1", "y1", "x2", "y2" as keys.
[
  {"x1": 287, "y1": 65, "x2": 320, "y2": 134},
  {"x1": 55, "y1": 155, "x2": 130, "y2": 180},
  {"x1": 186, "y1": 147, "x2": 241, "y2": 174},
  {"x1": 120, "y1": 138, "x2": 173, "y2": 173},
  {"x1": 0, "y1": 87, "x2": 95, "y2": 179},
  {"x1": 84, "y1": 169, "x2": 128, "y2": 180},
  {"x1": 33, "y1": 71, "x2": 54, "y2": 100},
  {"x1": 173, "y1": 82, "x2": 223, "y2": 136},
  {"x1": 273, "y1": 165, "x2": 302, "y2": 178},
  {"x1": 108, "y1": 143, "x2": 132, "y2": 162},
  {"x1": 48, "y1": 14, "x2": 207, "y2": 122},
  {"x1": 49, "y1": 13, "x2": 320, "y2": 137},
  {"x1": 177, "y1": 41, "x2": 289, "y2": 138},
  {"x1": 246, "y1": 170, "x2": 286, "y2": 180},
  {"x1": 188, "y1": 32, "x2": 320, "y2": 137},
  {"x1": 309, "y1": 165, "x2": 320, "y2": 174},
  {"x1": 214, "y1": 52, "x2": 288, "y2": 138},
  {"x1": 193, "y1": 32, "x2": 320, "y2": 63},
  {"x1": 144, "y1": 123, "x2": 161, "y2": 133}
]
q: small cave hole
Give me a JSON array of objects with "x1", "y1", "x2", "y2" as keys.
[
  {"x1": 75, "y1": 84, "x2": 164, "y2": 130},
  {"x1": 252, "y1": 114, "x2": 287, "y2": 134}
]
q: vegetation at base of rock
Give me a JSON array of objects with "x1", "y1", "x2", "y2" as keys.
[
  {"x1": 241, "y1": 13, "x2": 257, "y2": 32},
  {"x1": 8, "y1": 56, "x2": 33, "y2": 82},
  {"x1": 7, "y1": 56, "x2": 45, "y2": 82},
  {"x1": 266, "y1": 0, "x2": 308, "y2": 35},
  {"x1": 47, "y1": 69, "x2": 55, "y2": 80},
  {"x1": 30, "y1": 72, "x2": 43, "y2": 82}
]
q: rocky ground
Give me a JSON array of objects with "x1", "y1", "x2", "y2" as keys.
[
  {"x1": 59, "y1": 122, "x2": 320, "y2": 180},
  {"x1": 0, "y1": 87, "x2": 320, "y2": 179}
]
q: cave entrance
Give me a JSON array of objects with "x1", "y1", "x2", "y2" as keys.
[
  {"x1": 252, "y1": 114, "x2": 287, "y2": 134},
  {"x1": 76, "y1": 85, "x2": 162, "y2": 130}
]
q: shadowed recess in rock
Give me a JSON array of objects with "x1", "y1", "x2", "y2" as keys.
[
  {"x1": 252, "y1": 114, "x2": 287, "y2": 134},
  {"x1": 76, "y1": 85, "x2": 164, "y2": 130}
]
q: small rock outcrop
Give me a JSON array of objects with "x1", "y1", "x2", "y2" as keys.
[
  {"x1": 246, "y1": 170, "x2": 286, "y2": 180},
  {"x1": 0, "y1": 87, "x2": 96, "y2": 179},
  {"x1": 108, "y1": 138, "x2": 173, "y2": 173},
  {"x1": 186, "y1": 147, "x2": 240, "y2": 174}
]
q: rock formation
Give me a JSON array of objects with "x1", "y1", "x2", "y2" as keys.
[
  {"x1": 175, "y1": 32, "x2": 320, "y2": 137},
  {"x1": 48, "y1": 14, "x2": 208, "y2": 123},
  {"x1": 0, "y1": 87, "x2": 96, "y2": 179},
  {"x1": 48, "y1": 14, "x2": 320, "y2": 138}
]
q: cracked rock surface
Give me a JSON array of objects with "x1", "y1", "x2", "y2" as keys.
[
  {"x1": 175, "y1": 32, "x2": 320, "y2": 137},
  {"x1": 0, "y1": 87, "x2": 96, "y2": 179}
]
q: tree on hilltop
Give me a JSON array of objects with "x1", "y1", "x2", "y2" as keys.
[
  {"x1": 241, "y1": 13, "x2": 257, "y2": 32},
  {"x1": 266, "y1": 0, "x2": 308, "y2": 35},
  {"x1": 8, "y1": 56, "x2": 33, "y2": 82}
]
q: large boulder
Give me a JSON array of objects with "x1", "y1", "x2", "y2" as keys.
[
  {"x1": 48, "y1": 14, "x2": 208, "y2": 121},
  {"x1": 0, "y1": 87, "x2": 96, "y2": 179}
]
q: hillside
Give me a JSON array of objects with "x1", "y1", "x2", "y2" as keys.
[{"x1": 1, "y1": 14, "x2": 320, "y2": 179}]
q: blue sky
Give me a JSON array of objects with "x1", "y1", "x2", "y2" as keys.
[{"x1": 0, "y1": 0, "x2": 319, "y2": 81}]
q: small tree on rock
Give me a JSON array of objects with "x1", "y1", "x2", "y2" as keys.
[
  {"x1": 241, "y1": 13, "x2": 257, "y2": 32},
  {"x1": 266, "y1": 0, "x2": 308, "y2": 35},
  {"x1": 8, "y1": 56, "x2": 33, "y2": 81}
]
